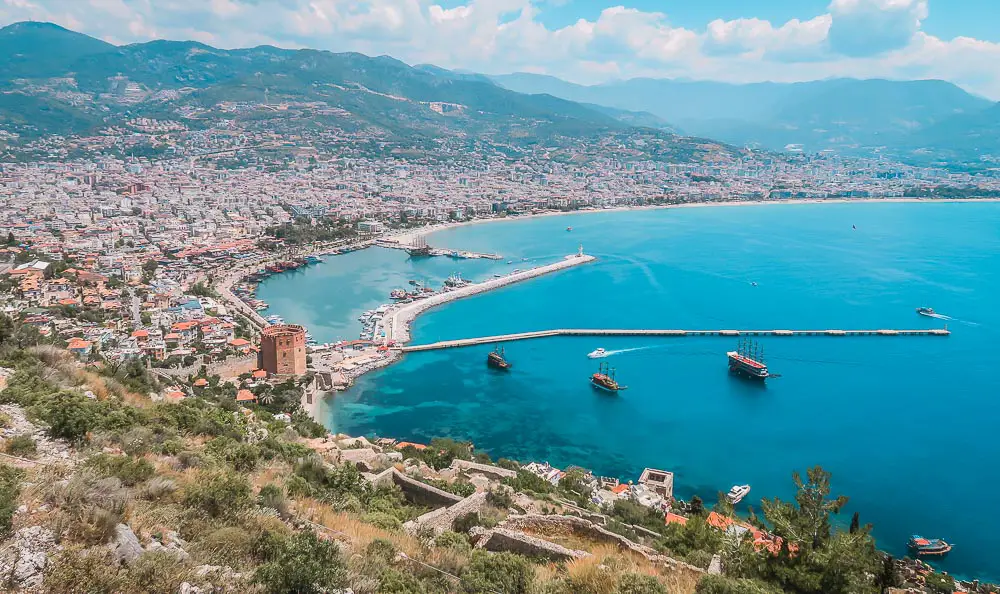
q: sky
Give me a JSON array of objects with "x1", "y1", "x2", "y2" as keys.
[{"x1": 2, "y1": 0, "x2": 1000, "y2": 99}]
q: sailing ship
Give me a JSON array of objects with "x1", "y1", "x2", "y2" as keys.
[
  {"x1": 591, "y1": 362, "x2": 625, "y2": 392},
  {"x1": 727, "y1": 338, "x2": 769, "y2": 380},
  {"x1": 487, "y1": 345, "x2": 512, "y2": 370}
]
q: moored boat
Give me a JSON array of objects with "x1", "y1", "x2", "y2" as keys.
[
  {"x1": 726, "y1": 484, "x2": 751, "y2": 504},
  {"x1": 487, "y1": 345, "x2": 512, "y2": 370},
  {"x1": 727, "y1": 338, "x2": 769, "y2": 380},
  {"x1": 908, "y1": 535, "x2": 952, "y2": 557}
]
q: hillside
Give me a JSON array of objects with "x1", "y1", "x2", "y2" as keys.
[
  {"x1": 0, "y1": 22, "x2": 678, "y2": 148},
  {"x1": 492, "y1": 73, "x2": 996, "y2": 158}
]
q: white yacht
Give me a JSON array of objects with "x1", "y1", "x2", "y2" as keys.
[
  {"x1": 587, "y1": 348, "x2": 607, "y2": 359},
  {"x1": 726, "y1": 484, "x2": 751, "y2": 504}
]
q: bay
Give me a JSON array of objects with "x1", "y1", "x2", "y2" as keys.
[{"x1": 257, "y1": 202, "x2": 1000, "y2": 580}]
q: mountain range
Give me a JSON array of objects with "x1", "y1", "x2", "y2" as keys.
[
  {"x1": 492, "y1": 73, "x2": 1000, "y2": 162},
  {"x1": 0, "y1": 21, "x2": 688, "y2": 151},
  {"x1": 0, "y1": 21, "x2": 997, "y2": 165}
]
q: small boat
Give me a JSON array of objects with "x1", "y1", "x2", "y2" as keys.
[
  {"x1": 916, "y1": 307, "x2": 935, "y2": 316},
  {"x1": 487, "y1": 345, "x2": 512, "y2": 370},
  {"x1": 566, "y1": 226, "x2": 573, "y2": 232},
  {"x1": 587, "y1": 348, "x2": 607, "y2": 359},
  {"x1": 408, "y1": 280, "x2": 418, "y2": 285},
  {"x1": 908, "y1": 535, "x2": 952, "y2": 558},
  {"x1": 506, "y1": 260, "x2": 512, "y2": 264},
  {"x1": 726, "y1": 484, "x2": 751, "y2": 504},
  {"x1": 390, "y1": 289, "x2": 408, "y2": 300},
  {"x1": 591, "y1": 362, "x2": 625, "y2": 392}
]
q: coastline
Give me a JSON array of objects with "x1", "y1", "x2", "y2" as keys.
[
  {"x1": 386, "y1": 197, "x2": 1000, "y2": 245},
  {"x1": 256, "y1": 197, "x2": 1000, "y2": 419}
]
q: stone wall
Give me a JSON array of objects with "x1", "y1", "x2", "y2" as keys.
[
  {"x1": 405, "y1": 491, "x2": 489, "y2": 536},
  {"x1": 470, "y1": 527, "x2": 588, "y2": 562},
  {"x1": 369, "y1": 468, "x2": 464, "y2": 508}
]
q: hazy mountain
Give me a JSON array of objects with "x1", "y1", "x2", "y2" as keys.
[
  {"x1": 492, "y1": 73, "x2": 995, "y2": 156},
  {"x1": 906, "y1": 102, "x2": 1000, "y2": 161}
]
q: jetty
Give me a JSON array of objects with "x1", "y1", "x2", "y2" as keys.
[
  {"x1": 399, "y1": 328, "x2": 950, "y2": 352},
  {"x1": 385, "y1": 252, "x2": 596, "y2": 343},
  {"x1": 376, "y1": 238, "x2": 502, "y2": 260}
]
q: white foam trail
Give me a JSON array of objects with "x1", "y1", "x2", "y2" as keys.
[
  {"x1": 927, "y1": 313, "x2": 954, "y2": 320},
  {"x1": 596, "y1": 345, "x2": 665, "y2": 357}
]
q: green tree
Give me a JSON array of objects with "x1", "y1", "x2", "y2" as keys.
[{"x1": 760, "y1": 466, "x2": 847, "y2": 548}]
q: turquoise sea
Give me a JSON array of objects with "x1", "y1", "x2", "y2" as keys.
[{"x1": 257, "y1": 202, "x2": 1000, "y2": 580}]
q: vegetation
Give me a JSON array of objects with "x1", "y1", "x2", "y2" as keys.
[{"x1": 0, "y1": 321, "x2": 980, "y2": 594}]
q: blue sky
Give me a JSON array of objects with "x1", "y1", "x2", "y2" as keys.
[{"x1": 2, "y1": 0, "x2": 999, "y2": 98}]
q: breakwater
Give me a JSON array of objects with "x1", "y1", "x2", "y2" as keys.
[
  {"x1": 385, "y1": 253, "x2": 596, "y2": 343},
  {"x1": 399, "y1": 327, "x2": 950, "y2": 351}
]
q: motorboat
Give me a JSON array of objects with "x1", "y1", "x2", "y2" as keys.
[
  {"x1": 726, "y1": 484, "x2": 751, "y2": 504},
  {"x1": 587, "y1": 348, "x2": 607, "y2": 359}
]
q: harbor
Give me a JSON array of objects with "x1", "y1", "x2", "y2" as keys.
[{"x1": 384, "y1": 250, "x2": 597, "y2": 343}]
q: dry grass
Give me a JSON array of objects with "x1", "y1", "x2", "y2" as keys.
[{"x1": 294, "y1": 497, "x2": 470, "y2": 576}]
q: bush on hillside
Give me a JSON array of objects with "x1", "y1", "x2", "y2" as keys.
[
  {"x1": 253, "y1": 530, "x2": 347, "y2": 594},
  {"x1": 460, "y1": 551, "x2": 535, "y2": 594},
  {"x1": 85, "y1": 453, "x2": 155, "y2": 486},
  {"x1": 617, "y1": 572, "x2": 668, "y2": 594},
  {"x1": 33, "y1": 390, "x2": 98, "y2": 442},
  {"x1": 0, "y1": 464, "x2": 25, "y2": 537},
  {"x1": 182, "y1": 468, "x2": 252, "y2": 518},
  {"x1": 695, "y1": 575, "x2": 785, "y2": 594},
  {"x1": 3, "y1": 433, "x2": 37, "y2": 457}
]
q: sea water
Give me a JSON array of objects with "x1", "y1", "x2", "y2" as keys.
[{"x1": 257, "y1": 202, "x2": 1000, "y2": 580}]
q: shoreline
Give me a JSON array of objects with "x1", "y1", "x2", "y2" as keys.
[
  {"x1": 267, "y1": 196, "x2": 1000, "y2": 415},
  {"x1": 386, "y1": 197, "x2": 1000, "y2": 245}
]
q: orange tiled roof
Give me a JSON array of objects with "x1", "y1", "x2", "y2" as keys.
[
  {"x1": 235, "y1": 389, "x2": 257, "y2": 402},
  {"x1": 396, "y1": 441, "x2": 427, "y2": 450}
]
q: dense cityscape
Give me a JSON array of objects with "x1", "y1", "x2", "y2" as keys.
[{"x1": 1, "y1": 13, "x2": 999, "y2": 594}]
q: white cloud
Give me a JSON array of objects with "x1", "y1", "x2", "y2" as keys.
[
  {"x1": 827, "y1": 0, "x2": 927, "y2": 56},
  {"x1": 0, "y1": 0, "x2": 998, "y2": 99}
]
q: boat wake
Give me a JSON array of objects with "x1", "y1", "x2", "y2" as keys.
[
  {"x1": 600, "y1": 346, "x2": 659, "y2": 357},
  {"x1": 925, "y1": 312, "x2": 954, "y2": 321}
]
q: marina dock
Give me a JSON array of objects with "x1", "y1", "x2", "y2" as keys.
[
  {"x1": 385, "y1": 252, "x2": 596, "y2": 343},
  {"x1": 399, "y1": 328, "x2": 950, "y2": 352}
]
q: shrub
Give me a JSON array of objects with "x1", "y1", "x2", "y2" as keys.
[
  {"x1": 176, "y1": 450, "x2": 202, "y2": 469},
  {"x1": 0, "y1": 464, "x2": 25, "y2": 537},
  {"x1": 138, "y1": 477, "x2": 177, "y2": 501},
  {"x1": 0, "y1": 411, "x2": 10, "y2": 428},
  {"x1": 486, "y1": 487, "x2": 513, "y2": 510},
  {"x1": 72, "y1": 505, "x2": 121, "y2": 545},
  {"x1": 684, "y1": 549, "x2": 715, "y2": 569},
  {"x1": 258, "y1": 484, "x2": 289, "y2": 517},
  {"x1": 286, "y1": 474, "x2": 312, "y2": 498},
  {"x1": 85, "y1": 454, "x2": 155, "y2": 486},
  {"x1": 460, "y1": 551, "x2": 535, "y2": 594},
  {"x1": 4, "y1": 433, "x2": 37, "y2": 457},
  {"x1": 617, "y1": 573, "x2": 668, "y2": 594},
  {"x1": 195, "y1": 526, "x2": 256, "y2": 569},
  {"x1": 925, "y1": 572, "x2": 956, "y2": 594},
  {"x1": 695, "y1": 575, "x2": 785, "y2": 594},
  {"x1": 183, "y1": 469, "x2": 252, "y2": 518},
  {"x1": 34, "y1": 390, "x2": 98, "y2": 442},
  {"x1": 254, "y1": 530, "x2": 347, "y2": 594},
  {"x1": 116, "y1": 551, "x2": 191, "y2": 592},
  {"x1": 435, "y1": 531, "x2": 471, "y2": 552},
  {"x1": 503, "y1": 469, "x2": 554, "y2": 494},
  {"x1": 361, "y1": 511, "x2": 403, "y2": 532},
  {"x1": 44, "y1": 547, "x2": 121, "y2": 594},
  {"x1": 121, "y1": 426, "x2": 155, "y2": 456}
]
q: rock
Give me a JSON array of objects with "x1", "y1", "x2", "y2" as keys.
[
  {"x1": 178, "y1": 582, "x2": 202, "y2": 594},
  {"x1": 113, "y1": 523, "x2": 143, "y2": 565},
  {"x1": 0, "y1": 525, "x2": 57, "y2": 591},
  {"x1": 708, "y1": 553, "x2": 722, "y2": 575}
]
